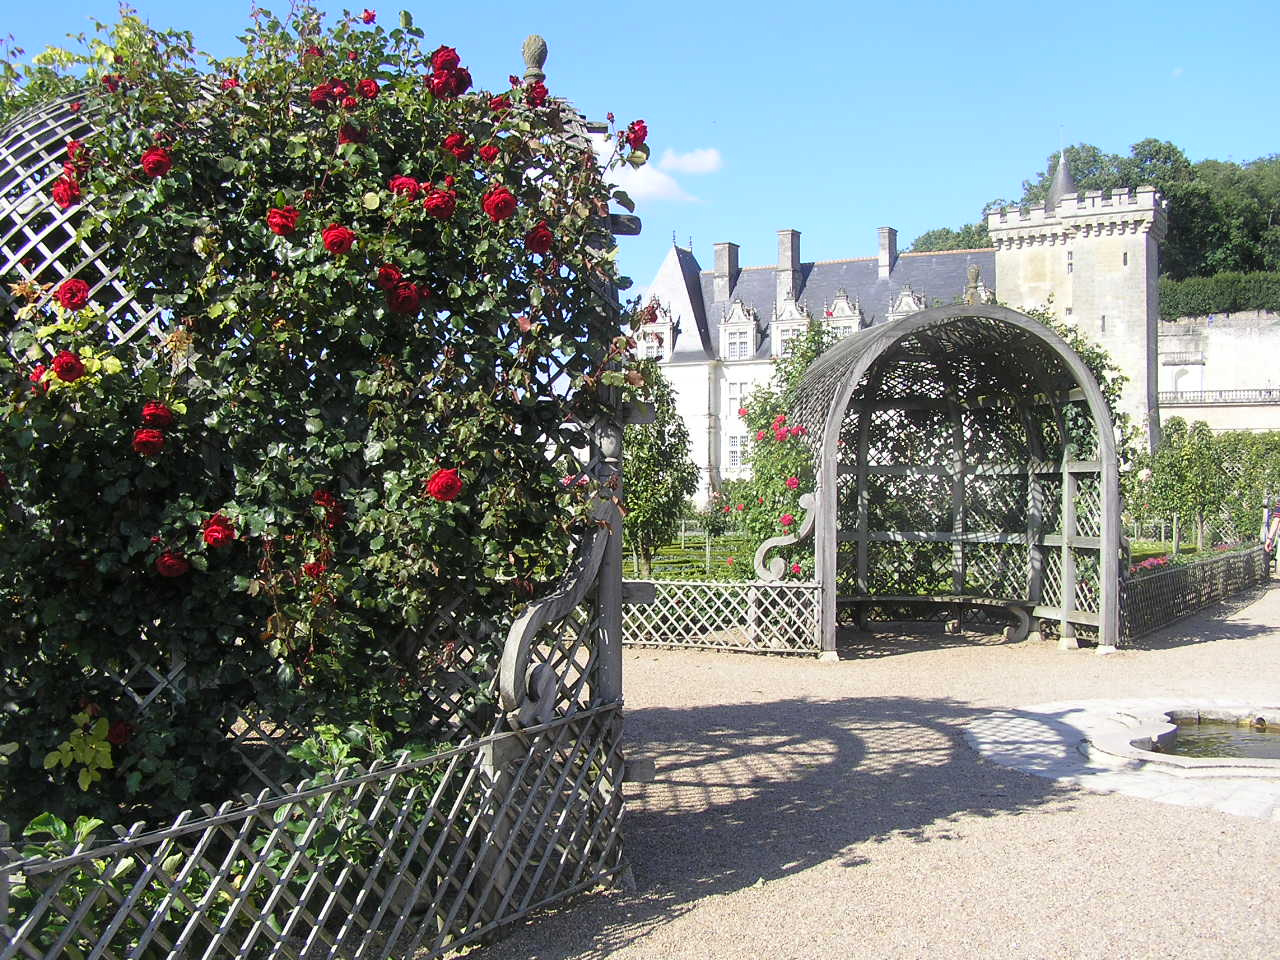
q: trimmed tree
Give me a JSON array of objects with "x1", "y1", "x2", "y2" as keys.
[{"x1": 624, "y1": 360, "x2": 698, "y2": 575}]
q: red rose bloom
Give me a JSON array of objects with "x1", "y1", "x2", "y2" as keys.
[
  {"x1": 425, "y1": 467, "x2": 463, "y2": 502},
  {"x1": 101, "y1": 74, "x2": 121, "y2": 92},
  {"x1": 481, "y1": 186, "x2": 517, "y2": 222},
  {"x1": 489, "y1": 94, "x2": 511, "y2": 113},
  {"x1": 377, "y1": 264, "x2": 403, "y2": 290},
  {"x1": 478, "y1": 144, "x2": 500, "y2": 164},
  {"x1": 780, "y1": 514, "x2": 796, "y2": 527},
  {"x1": 132, "y1": 428, "x2": 165, "y2": 456},
  {"x1": 312, "y1": 489, "x2": 338, "y2": 509},
  {"x1": 357, "y1": 77, "x2": 379, "y2": 99},
  {"x1": 203, "y1": 513, "x2": 236, "y2": 548},
  {"x1": 625, "y1": 119, "x2": 648, "y2": 150},
  {"x1": 155, "y1": 551, "x2": 189, "y2": 577},
  {"x1": 106, "y1": 721, "x2": 135, "y2": 746},
  {"x1": 388, "y1": 175, "x2": 420, "y2": 198},
  {"x1": 756, "y1": 429, "x2": 766, "y2": 441},
  {"x1": 361, "y1": 9, "x2": 376, "y2": 23},
  {"x1": 266, "y1": 205, "x2": 300, "y2": 236},
  {"x1": 141, "y1": 401, "x2": 174, "y2": 428},
  {"x1": 302, "y1": 561, "x2": 328, "y2": 579},
  {"x1": 29, "y1": 365, "x2": 48, "y2": 393},
  {"x1": 738, "y1": 407, "x2": 748, "y2": 417},
  {"x1": 386, "y1": 280, "x2": 422, "y2": 315},
  {"x1": 432, "y1": 46, "x2": 460, "y2": 73},
  {"x1": 309, "y1": 82, "x2": 334, "y2": 106},
  {"x1": 525, "y1": 81, "x2": 548, "y2": 108},
  {"x1": 66, "y1": 139, "x2": 88, "y2": 164},
  {"x1": 791, "y1": 563, "x2": 803, "y2": 575},
  {"x1": 304, "y1": 45, "x2": 323, "y2": 59},
  {"x1": 69, "y1": 101, "x2": 82, "y2": 112},
  {"x1": 338, "y1": 124, "x2": 366, "y2": 145},
  {"x1": 51, "y1": 176, "x2": 81, "y2": 210},
  {"x1": 524, "y1": 220, "x2": 553, "y2": 255},
  {"x1": 785, "y1": 476, "x2": 800, "y2": 490},
  {"x1": 442, "y1": 133, "x2": 472, "y2": 161},
  {"x1": 341, "y1": 96, "x2": 358, "y2": 110},
  {"x1": 55, "y1": 278, "x2": 90, "y2": 311},
  {"x1": 221, "y1": 77, "x2": 240, "y2": 90},
  {"x1": 329, "y1": 80, "x2": 350, "y2": 99},
  {"x1": 52, "y1": 350, "x2": 85, "y2": 382},
  {"x1": 140, "y1": 147, "x2": 172, "y2": 178},
  {"x1": 422, "y1": 185, "x2": 457, "y2": 219},
  {"x1": 322, "y1": 223, "x2": 355, "y2": 255}
]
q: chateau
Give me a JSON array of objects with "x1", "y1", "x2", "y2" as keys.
[{"x1": 643, "y1": 154, "x2": 1280, "y2": 503}]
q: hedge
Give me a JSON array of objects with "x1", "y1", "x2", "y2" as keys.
[{"x1": 1159, "y1": 271, "x2": 1280, "y2": 321}]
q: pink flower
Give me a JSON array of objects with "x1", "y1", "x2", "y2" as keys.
[
  {"x1": 726, "y1": 557, "x2": 734, "y2": 566},
  {"x1": 791, "y1": 563, "x2": 803, "y2": 575},
  {"x1": 756, "y1": 430, "x2": 766, "y2": 441},
  {"x1": 790, "y1": 425, "x2": 807, "y2": 437},
  {"x1": 780, "y1": 513, "x2": 795, "y2": 527},
  {"x1": 738, "y1": 407, "x2": 748, "y2": 417},
  {"x1": 785, "y1": 476, "x2": 799, "y2": 490},
  {"x1": 736, "y1": 503, "x2": 744, "y2": 511},
  {"x1": 360, "y1": 9, "x2": 376, "y2": 23}
]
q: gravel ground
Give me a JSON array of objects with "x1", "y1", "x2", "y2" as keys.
[{"x1": 467, "y1": 582, "x2": 1280, "y2": 960}]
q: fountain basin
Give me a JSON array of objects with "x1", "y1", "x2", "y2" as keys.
[{"x1": 1087, "y1": 705, "x2": 1280, "y2": 779}]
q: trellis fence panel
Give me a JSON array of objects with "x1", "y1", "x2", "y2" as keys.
[
  {"x1": 1122, "y1": 545, "x2": 1269, "y2": 639},
  {"x1": 622, "y1": 579, "x2": 822, "y2": 655}
]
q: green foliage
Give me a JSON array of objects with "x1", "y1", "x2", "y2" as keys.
[
  {"x1": 0, "y1": 7, "x2": 643, "y2": 828},
  {"x1": 1159, "y1": 271, "x2": 1280, "y2": 320},
  {"x1": 908, "y1": 222, "x2": 991, "y2": 253},
  {"x1": 623, "y1": 361, "x2": 699, "y2": 574}
]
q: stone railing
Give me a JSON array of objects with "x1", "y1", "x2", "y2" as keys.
[{"x1": 1158, "y1": 389, "x2": 1280, "y2": 405}]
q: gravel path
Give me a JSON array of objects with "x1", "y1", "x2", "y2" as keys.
[{"x1": 468, "y1": 582, "x2": 1280, "y2": 960}]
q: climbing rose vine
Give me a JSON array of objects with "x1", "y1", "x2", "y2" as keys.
[{"x1": 0, "y1": 7, "x2": 649, "y2": 825}]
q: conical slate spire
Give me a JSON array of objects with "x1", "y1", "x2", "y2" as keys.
[{"x1": 1047, "y1": 150, "x2": 1077, "y2": 208}]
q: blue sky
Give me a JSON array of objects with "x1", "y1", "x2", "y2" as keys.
[{"x1": 8, "y1": 1, "x2": 1279, "y2": 293}]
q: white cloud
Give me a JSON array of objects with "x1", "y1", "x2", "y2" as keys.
[
  {"x1": 592, "y1": 134, "x2": 696, "y2": 203},
  {"x1": 659, "y1": 147, "x2": 723, "y2": 175}
]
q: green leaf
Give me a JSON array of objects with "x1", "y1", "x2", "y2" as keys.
[
  {"x1": 400, "y1": 10, "x2": 413, "y2": 27},
  {"x1": 611, "y1": 190, "x2": 635, "y2": 213},
  {"x1": 361, "y1": 192, "x2": 381, "y2": 210}
]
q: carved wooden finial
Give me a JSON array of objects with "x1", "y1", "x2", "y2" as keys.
[{"x1": 522, "y1": 35, "x2": 547, "y2": 83}]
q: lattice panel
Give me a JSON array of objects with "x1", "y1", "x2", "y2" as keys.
[
  {"x1": 866, "y1": 541, "x2": 952, "y2": 595},
  {"x1": 1040, "y1": 548, "x2": 1063, "y2": 608},
  {"x1": 622, "y1": 580, "x2": 821, "y2": 655},
  {"x1": 866, "y1": 473, "x2": 951, "y2": 534},
  {"x1": 1, "y1": 707, "x2": 624, "y2": 960},
  {"x1": 1036, "y1": 476, "x2": 1063, "y2": 535},
  {"x1": 1075, "y1": 475, "x2": 1102, "y2": 538},
  {"x1": 965, "y1": 542, "x2": 1029, "y2": 598},
  {"x1": 1073, "y1": 550, "x2": 1100, "y2": 613},
  {"x1": 964, "y1": 475, "x2": 1028, "y2": 535}
]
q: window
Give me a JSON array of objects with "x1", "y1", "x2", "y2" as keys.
[
  {"x1": 1067, "y1": 250, "x2": 1073, "y2": 274},
  {"x1": 726, "y1": 329, "x2": 750, "y2": 360},
  {"x1": 726, "y1": 434, "x2": 747, "y2": 471},
  {"x1": 832, "y1": 323, "x2": 854, "y2": 340},
  {"x1": 1123, "y1": 252, "x2": 1129, "y2": 267},
  {"x1": 641, "y1": 336, "x2": 663, "y2": 359},
  {"x1": 779, "y1": 325, "x2": 802, "y2": 356},
  {"x1": 727, "y1": 380, "x2": 749, "y2": 411}
]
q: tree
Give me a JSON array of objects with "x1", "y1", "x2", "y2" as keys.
[
  {"x1": 624, "y1": 361, "x2": 699, "y2": 576},
  {"x1": 1144, "y1": 418, "x2": 1228, "y2": 552},
  {"x1": 908, "y1": 222, "x2": 991, "y2": 253}
]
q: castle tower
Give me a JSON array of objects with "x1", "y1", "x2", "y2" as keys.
[{"x1": 987, "y1": 159, "x2": 1167, "y2": 449}]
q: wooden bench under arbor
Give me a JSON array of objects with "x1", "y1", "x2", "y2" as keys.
[{"x1": 837, "y1": 594, "x2": 1034, "y2": 641}]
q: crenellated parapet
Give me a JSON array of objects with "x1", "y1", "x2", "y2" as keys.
[{"x1": 988, "y1": 186, "x2": 1167, "y2": 248}]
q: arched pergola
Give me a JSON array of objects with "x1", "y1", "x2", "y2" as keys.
[{"x1": 783, "y1": 304, "x2": 1120, "y2": 654}]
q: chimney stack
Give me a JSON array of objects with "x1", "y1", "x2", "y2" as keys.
[
  {"x1": 776, "y1": 229, "x2": 801, "y2": 312},
  {"x1": 878, "y1": 227, "x2": 898, "y2": 279},
  {"x1": 713, "y1": 241, "x2": 739, "y2": 302}
]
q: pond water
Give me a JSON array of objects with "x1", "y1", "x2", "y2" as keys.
[{"x1": 1163, "y1": 721, "x2": 1280, "y2": 761}]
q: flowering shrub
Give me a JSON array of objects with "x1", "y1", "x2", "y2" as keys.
[{"x1": 0, "y1": 8, "x2": 645, "y2": 826}]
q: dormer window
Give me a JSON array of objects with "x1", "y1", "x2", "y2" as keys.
[
  {"x1": 726, "y1": 329, "x2": 750, "y2": 360},
  {"x1": 720, "y1": 300, "x2": 760, "y2": 361}
]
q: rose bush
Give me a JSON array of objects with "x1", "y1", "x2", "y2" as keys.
[{"x1": 0, "y1": 7, "x2": 648, "y2": 827}]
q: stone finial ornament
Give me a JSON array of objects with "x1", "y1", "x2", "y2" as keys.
[{"x1": 522, "y1": 34, "x2": 547, "y2": 82}]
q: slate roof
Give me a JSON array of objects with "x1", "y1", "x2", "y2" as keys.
[{"x1": 665, "y1": 245, "x2": 997, "y2": 362}]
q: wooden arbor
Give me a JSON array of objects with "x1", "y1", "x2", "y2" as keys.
[{"x1": 789, "y1": 304, "x2": 1120, "y2": 654}]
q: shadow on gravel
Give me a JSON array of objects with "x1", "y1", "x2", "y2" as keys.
[
  {"x1": 468, "y1": 696, "x2": 1088, "y2": 960},
  {"x1": 834, "y1": 621, "x2": 1014, "y2": 659}
]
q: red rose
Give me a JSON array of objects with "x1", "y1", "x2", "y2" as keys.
[
  {"x1": 51, "y1": 176, "x2": 81, "y2": 210},
  {"x1": 29, "y1": 365, "x2": 48, "y2": 393},
  {"x1": 489, "y1": 94, "x2": 511, "y2": 113},
  {"x1": 422, "y1": 186, "x2": 457, "y2": 219},
  {"x1": 432, "y1": 46, "x2": 460, "y2": 73},
  {"x1": 309, "y1": 82, "x2": 334, "y2": 106},
  {"x1": 155, "y1": 551, "x2": 189, "y2": 577},
  {"x1": 142, "y1": 401, "x2": 174, "y2": 428},
  {"x1": 52, "y1": 350, "x2": 85, "y2": 382},
  {"x1": 525, "y1": 81, "x2": 548, "y2": 107},
  {"x1": 785, "y1": 476, "x2": 800, "y2": 490},
  {"x1": 377, "y1": 264, "x2": 403, "y2": 290},
  {"x1": 780, "y1": 513, "x2": 795, "y2": 527},
  {"x1": 425, "y1": 71, "x2": 455, "y2": 98},
  {"x1": 736, "y1": 503, "x2": 744, "y2": 511},
  {"x1": 338, "y1": 124, "x2": 366, "y2": 145},
  {"x1": 66, "y1": 139, "x2": 88, "y2": 164},
  {"x1": 478, "y1": 144, "x2": 500, "y2": 163},
  {"x1": 357, "y1": 77, "x2": 379, "y2": 99},
  {"x1": 425, "y1": 467, "x2": 463, "y2": 501},
  {"x1": 140, "y1": 147, "x2": 172, "y2": 178},
  {"x1": 302, "y1": 560, "x2": 328, "y2": 579},
  {"x1": 774, "y1": 429, "x2": 788, "y2": 442},
  {"x1": 322, "y1": 223, "x2": 355, "y2": 255},
  {"x1": 203, "y1": 513, "x2": 236, "y2": 548},
  {"x1": 304, "y1": 45, "x2": 324, "y2": 60},
  {"x1": 756, "y1": 430, "x2": 766, "y2": 441},
  {"x1": 442, "y1": 133, "x2": 472, "y2": 161},
  {"x1": 101, "y1": 74, "x2": 121, "y2": 92},
  {"x1": 69, "y1": 101, "x2": 82, "y2": 112},
  {"x1": 266, "y1": 205, "x2": 300, "y2": 236},
  {"x1": 386, "y1": 280, "x2": 422, "y2": 315},
  {"x1": 132, "y1": 428, "x2": 166, "y2": 456},
  {"x1": 55, "y1": 278, "x2": 90, "y2": 311},
  {"x1": 347, "y1": 51, "x2": 358, "y2": 61},
  {"x1": 791, "y1": 563, "x2": 803, "y2": 575},
  {"x1": 221, "y1": 77, "x2": 240, "y2": 90},
  {"x1": 388, "y1": 175, "x2": 420, "y2": 198},
  {"x1": 625, "y1": 120, "x2": 648, "y2": 150},
  {"x1": 361, "y1": 9, "x2": 376, "y2": 23},
  {"x1": 312, "y1": 489, "x2": 338, "y2": 509},
  {"x1": 481, "y1": 186, "x2": 517, "y2": 222},
  {"x1": 341, "y1": 96, "x2": 358, "y2": 110},
  {"x1": 106, "y1": 721, "x2": 134, "y2": 746},
  {"x1": 738, "y1": 407, "x2": 748, "y2": 417},
  {"x1": 524, "y1": 220, "x2": 553, "y2": 254},
  {"x1": 329, "y1": 80, "x2": 349, "y2": 99}
]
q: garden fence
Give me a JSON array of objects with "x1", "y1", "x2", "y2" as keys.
[
  {"x1": 1121, "y1": 544, "x2": 1269, "y2": 639},
  {"x1": 622, "y1": 579, "x2": 822, "y2": 655}
]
